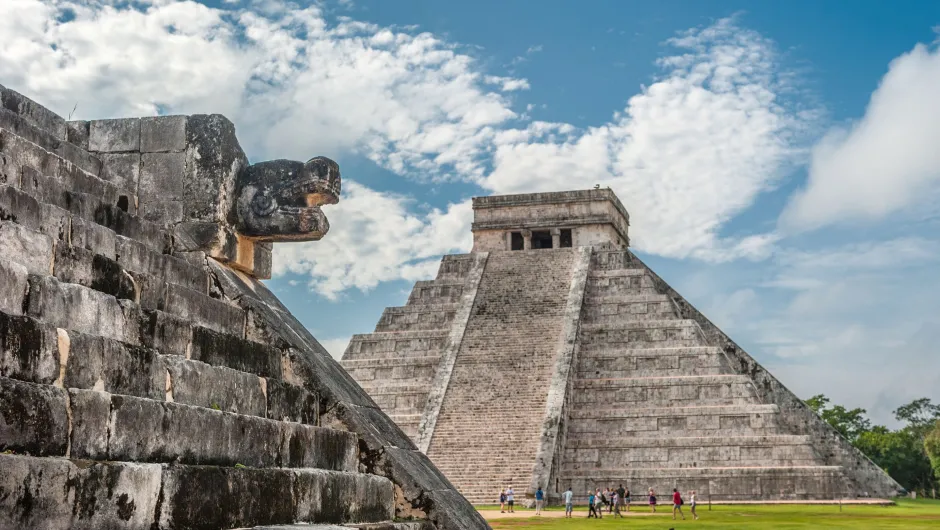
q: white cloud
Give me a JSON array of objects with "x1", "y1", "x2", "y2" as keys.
[
  {"x1": 483, "y1": 75, "x2": 530, "y2": 91},
  {"x1": 743, "y1": 237, "x2": 940, "y2": 424},
  {"x1": 318, "y1": 336, "x2": 352, "y2": 359},
  {"x1": 0, "y1": 0, "x2": 524, "y2": 181},
  {"x1": 3, "y1": 3, "x2": 816, "y2": 294},
  {"x1": 482, "y1": 17, "x2": 812, "y2": 262},
  {"x1": 273, "y1": 182, "x2": 472, "y2": 298},
  {"x1": 780, "y1": 43, "x2": 940, "y2": 231}
]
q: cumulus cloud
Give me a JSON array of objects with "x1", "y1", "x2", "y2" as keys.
[
  {"x1": 2, "y1": 2, "x2": 815, "y2": 294},
  {"x1": 743, "y1": 237, "x2": 940, "y2": 424},
  {"x1": 273, "y1": 182, "x2": 472, "y2": 298},
  {"x1": 780, "y1": 43, "x2": 940, "y2": 231},
  {"x1": 483, "y1": 17, "x2": 813, "y2": 261}
]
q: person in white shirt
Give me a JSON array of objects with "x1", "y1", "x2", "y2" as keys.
[
  {"x1": 506, "y1": 486, "x2": 515, "y2": 513},
  {"x1": 563, "y1": 487, "x2": 574, "y2": 518},
  {"x1": 690, "y1": 490, "x2": 699, "y2": 520}
]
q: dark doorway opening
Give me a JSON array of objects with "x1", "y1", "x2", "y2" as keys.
[
  {"x1": 510, "y1": 232, "x2": 524, "y2": 250},
  {"x1": 560, "y1": 229, "x2": 573, "y2": 248},
  {"x1": 532, "y1": 230, "x2": 552, "y2": 249}
]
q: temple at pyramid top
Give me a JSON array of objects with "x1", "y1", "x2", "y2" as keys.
[
  {"x1": 471, "y1": 189, "x2": 630, "y2": 251},
  {"x1": 342, "y1": 187, "x2": 902, "y2": 507}
]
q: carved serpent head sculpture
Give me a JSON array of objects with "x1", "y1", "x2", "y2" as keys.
[{"x1": 233, "y1": 156, "x2": 341, "y2": 241}]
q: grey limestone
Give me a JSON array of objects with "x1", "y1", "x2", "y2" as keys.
[
  {"x1": 0, "y1": 256, "x2": 28, "y2": 315},
  {"x1": 0, "y1": 85, "x2": 68, "y2": 140},
  {"x1": 0, "y1": 454, "x2": 162, "y2": 530},
  {"x1": 64, "y1": 331, "x2": 164, "y2": 399},
  {"x1": 0, "y1": 376, "x2": 69, "y2": 456},
  {"x1": 89, "y1": 118, "x2": 140, "y2": 153},
  {"x1": 141, "y1": 115, "x2": 187, "y2": 152},
  {"x1": 0, "y1": 220, "x2": 54, "y2": 275},
  {"x1": 164, "y1": 355, "x2": 266, "y2": 416},
  {"x1": 0, "y1": 85, "x2": 480, "y2": 530},
  {"x1": 0, "y1": 311, "x2": 60, "y2": 384}
]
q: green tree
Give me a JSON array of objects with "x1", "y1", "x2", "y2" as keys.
[
  {"x1": 805, "y1": 394, "x2": 872, "y2": 443},
  {"x1": 925, "y1": 420, "x2": 940, "y2": 484}
]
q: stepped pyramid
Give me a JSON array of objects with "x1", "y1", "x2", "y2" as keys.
[
  {"x1": 341, "y1": 189, "x2": 902, "y2": 505},
  {"x1": 0, "y1": 84, "x2": 487, "y2": 530}
]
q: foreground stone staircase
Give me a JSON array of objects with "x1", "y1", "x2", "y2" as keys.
[
  {"x1": 425, "y1": 249, "x2": 578, "y2": 504},
  {"x1": 556, "y1": 250, "x2": 848, "y2": 502},
  {"x1": 0, "y1": 84, "x2": 486, "y2": 529}
]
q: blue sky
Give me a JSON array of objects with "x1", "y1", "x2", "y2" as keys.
[{"x1": 2, "y1": 0, "x2": 939, "y2": 425}]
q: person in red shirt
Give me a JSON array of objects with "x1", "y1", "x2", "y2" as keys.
[{"x1": 672, "y1": 489, "x2": 686, "y2": 520}]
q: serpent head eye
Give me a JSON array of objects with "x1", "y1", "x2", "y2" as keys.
[{"x1": 250, "y1": 191, "x2": 278, "y2": 217}]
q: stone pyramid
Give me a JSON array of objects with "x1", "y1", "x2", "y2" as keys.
[
  {"x1": 0, "y1": 84, "x2": 487, "y2": 530},
  {"x1": 341, "y1": 190, "x2": 902, "y2": 505}
]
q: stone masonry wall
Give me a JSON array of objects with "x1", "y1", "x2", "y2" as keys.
[{"x1": 0, "y1": 84, "x2": 487, "y2": 530}]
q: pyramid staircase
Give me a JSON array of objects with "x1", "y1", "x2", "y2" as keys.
[
  {"x1": 0, "y1": 84, "x2": 485, "y2": 529},
  {"x1": 557, "y1": 249, "x2": 848, "y2": 502}
]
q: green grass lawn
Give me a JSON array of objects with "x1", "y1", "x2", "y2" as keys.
[{"x1": 479, "y1": 499, "x2": 940, "y2": 529}]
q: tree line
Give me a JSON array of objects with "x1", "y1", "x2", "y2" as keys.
[{"x1": 806, "y1": 395, "x2": 940, "y2": 497}]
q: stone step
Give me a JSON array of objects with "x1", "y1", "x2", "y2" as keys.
[
  {"x1": 0, "y1": 305, "x2": 315, "y2": 424},
  {"x1": 250, "y1": 523, "x2": 433, "y2": 530},
  {"x1": 567, "y1": 434, "x2": 812, "y2": 449},
  {"x1": 343, "y1": 330, "x2": 449, "y2": 359},
  {"x1": 0, "y1": 453, "x2": 394, "y2": 529},
  {"x1": 341, "y1": 355, "x2": 441, "y2": 369},
  {"x1": 407, "y1": 279, "x2": 466, "y2": 305},
  {"x1": 374, "y1": 303, "x2": 459, "y2": 332},
  {"x1": 588, "y1": 268, "x2": 648, "y2": 278},
  {"x1": 570, "y1": 374, "x2": 758, "y2": 407},
  {"x1": 558, "y1": 469, "x2": 850, "y2": 503},
  {"x1": 0, "y1": 376, "x2": 356, "y2": 470}
]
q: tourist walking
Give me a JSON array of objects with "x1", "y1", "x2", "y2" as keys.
[
  {"x1": 587, "y1": 491, "x2": 598, "y2": 518},
  {"x1": 649, "y1": 488, "x2": 657, "y2": 513},
  {"x1": 594, "y1": 489, "x2": 604, "y2": 519},
  {"x1": 611, "y1": 490, "x2": 623, "y2": 517},
  {"x1": 617, "y1": 484, "x2": 626, "y2": 513},
  {"x1": 506, "y1": 486, "x2": 515, "y2": 513},
  {"x1": 602, "y1": 488, "x2": 611, "y2": 513},
  {"x1": 535, "y1": 486, "x2": 544, "y2": 516},
  {"x1": 563, "y1": 487, "x2": 574, "y2": 518},
  {"x1": 690, "y1": 490, "x2": 699, "y2": 520},
  {"x1": 672, "y1": 488, "x2": 686, "y2": 520},
  {"x1": 624, "y1": 487, "x2": 631, "y2": 512},
  {"x1": 499, "y1": 489, "x2": 506, "y2": 513}
]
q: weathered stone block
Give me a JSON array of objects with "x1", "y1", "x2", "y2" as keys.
[
  {"x1": 67, "y1": 120, "x2": 90, "y2": 149},
  {"x1": 0, "y1": 85, "x2": 67, "y2": 140},
  {"x1": 139, "y1": 152, "x2": 185, "y2": 224},
  {"x1": 70, "y1": 215, "x2": 117, "y2": 259},
  {"x1": 127, "y1": 269, "x2": 167, "y2": 309},
  {"x1": 157, "y1": 465, "x2": 295, "y2": 529},
  {"x1": 141, "y1": 115, "x2": 187, "y2": 152},
  {"x1": 0, "y1": 256, "x2": 28, "y2": 315},
  {"x1": 266, "y1": 378, "x2": 319, "y2": 424},
  {"x1": 68, "y1": 388, "x2": 111, "y2": 459},
  {"x1": 0, "y1": 220, "x2": 53, "y2": 275},
  {"x1": 163, "y1": 283, "x2": 244, "y2": 334},
  {"x1": 281, "y1": 423, "x2": 358, "y2": 471},
  {"x1": 88, "y1": 118, "x2": 140, "y2": 152},
  {"x1": 141, "y1": 310, "x2": 192, "y2": 356},
  {"x1": 65, "y1": 332, "x2": 163, "y2": 399},
  {"x1": 190, "y1": 325, "x2": 280, "y2": 378},
  {"x1": 53, "y1": 245, "x2": 136, "y2": 300},
  {"x1": 26, "y1": 275, "x2": 131, "y2": 343},
  {"x1": 164, "y1": 356, "x2": 265, "y2": 416},
  {"x1": 0, "y1": 312, "x2": 59, "y2": 384},
  {"x1": 182, "y1": 114, "x2": 247, "y2": 223},
  {"x1": 99, "y1": 152, "x2": 140, "y2": 194},
  {"x1": 293, "y1": 469, "x2": 394, "y2": 524},
  {"x1": 94, "y1": 203, "x2": 166, "y2": 252},
  {"x1": 0, "y1": 454, "x2": 162, "y2": 529},
  {"x1": 107, "y1": 395, "x2": 282, "y2": 467},
  {"x1": 0, "y1": 376, "x2": 68, "y2": 455}
]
